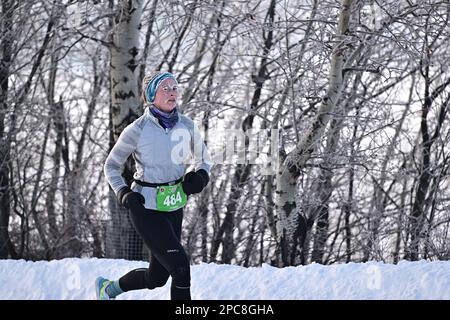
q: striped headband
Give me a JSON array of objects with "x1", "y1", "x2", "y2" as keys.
[{"x1": 144, "y1": 72, "x2": 178, "y2": 104}]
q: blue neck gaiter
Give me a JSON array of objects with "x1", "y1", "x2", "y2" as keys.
[{"x1": 150, "y1": 106, "x2": 179, "y2": 130}]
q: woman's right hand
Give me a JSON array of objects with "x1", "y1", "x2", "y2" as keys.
[{"x1": 117, "y1": 186, "x2": 145, "y2": 209}]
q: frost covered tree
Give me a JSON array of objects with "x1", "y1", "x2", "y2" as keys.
[
  {"x1": 1, "y1": 0, "x2": 449, "y2": 265},
  {"x1": 274, "y1": 0, "x2": 355, "y2": 266},
  {"x1": 0, "y1": 0, "x2": 16, "y2": 259}
]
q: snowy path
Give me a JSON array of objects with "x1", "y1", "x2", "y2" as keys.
[{"x1": 0, "y1": 258, "x2": 448, "y2": 299}]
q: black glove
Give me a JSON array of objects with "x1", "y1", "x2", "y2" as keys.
[
  {"x1": 182, "y1": 169, "x2": 209, "y2": 196},
  {"x1": 117, "y1": 186, "x2": 145, "y2": 209}
]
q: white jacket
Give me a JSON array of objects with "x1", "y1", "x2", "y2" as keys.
[{"x1": 104, "y1": 107, "x2": 212, "y2": 210}]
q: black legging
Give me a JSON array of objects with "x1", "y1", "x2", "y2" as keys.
[{"x1": 118, "y1": 205, "x2": 191, "y2": 300}]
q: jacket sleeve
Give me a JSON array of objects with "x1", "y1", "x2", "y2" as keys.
[
  {"x1": 191, "y1": 121, "x2": 213, "y2": 176},
  {"x1": 103, "y1": 123, "x2": 141, "y2": 196}
]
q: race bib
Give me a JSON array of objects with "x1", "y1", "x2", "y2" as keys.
[{"x1": 156, "y1": 183, "x2": 187, "y2": 212}]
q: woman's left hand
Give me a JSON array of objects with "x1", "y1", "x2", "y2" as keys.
[{"x1": 181, "y1": 169, "x2": 209, "y2": 196}]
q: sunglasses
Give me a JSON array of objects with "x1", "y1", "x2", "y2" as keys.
[{"x1": 161, "y1": 84, "x2": 179, "y2": 92}]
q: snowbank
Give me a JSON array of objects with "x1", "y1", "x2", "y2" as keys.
[{"x1": 0, "y1": 258, "x2": 448, "y2": 299}]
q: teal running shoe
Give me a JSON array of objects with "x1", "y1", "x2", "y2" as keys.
[{"x1": 95, "y1": 277, "x2": 114, "y2": 300}]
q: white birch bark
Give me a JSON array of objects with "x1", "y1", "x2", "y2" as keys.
[
  {"x1": 108, "y1": 0, "x2": 144, "y2": 259},
  {"x1": 110, "y1": 0, "x2": 143, "y2": 136}
]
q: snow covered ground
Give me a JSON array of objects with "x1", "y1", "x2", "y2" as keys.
[{"x1": 0, "y1": 258, "x2": 449, "y2": 300}]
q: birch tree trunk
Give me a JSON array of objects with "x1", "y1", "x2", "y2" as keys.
[
  {"x1": 108, "y1": 0, "x2": 144, "y2": 260},
  {"x1": 0, "y1": 0, "x2": 16, "y2": 259},
  {"x1": 275, "y1": 0, "x2": 354, "y2": 266}
]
